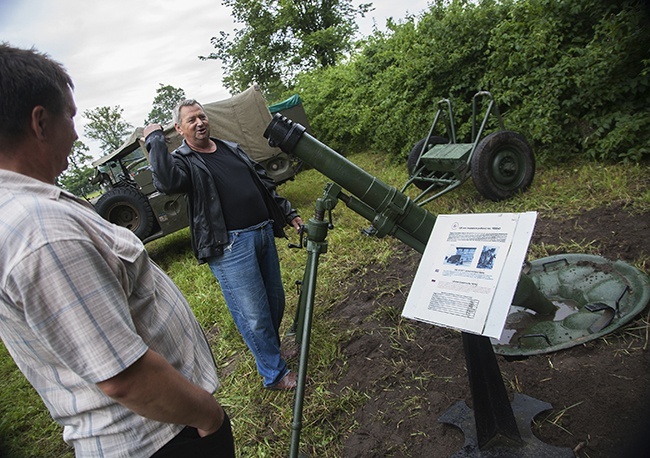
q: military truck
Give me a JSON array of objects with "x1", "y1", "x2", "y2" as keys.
[{"x1": 89, "y1": 85, "x2": 309, "y2": 243}]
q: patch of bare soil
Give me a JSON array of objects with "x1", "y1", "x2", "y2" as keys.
[{"x1": 329, "y1": 202, "x2": 650, "y2": 457}]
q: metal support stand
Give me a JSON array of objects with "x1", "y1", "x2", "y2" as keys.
[
  {"x1": 437, "y1": 333, "x2": 573, "y2": 457},
  {"x1": 462, "y1": 333, "x2": 521, "y2": 448},
  {"x1": 287, "y1": 184, "x2": 573, "y2": 457},
  {"x1": 289, "y1": 189, "x2": 336, "y2": 458},
  {"x1": 264, "y1": 115, "x2": 575, "y2": 457}
]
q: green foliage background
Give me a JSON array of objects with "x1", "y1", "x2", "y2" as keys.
[
  {"x1": 202, "y1": 0, "x2": 371, "y2": 101},
  {"x1": 286, "y1": 0, "x2": 649, "y2": 164}
]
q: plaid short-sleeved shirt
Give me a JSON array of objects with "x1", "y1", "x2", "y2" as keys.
[{"x1": 0, "y1": 170, "x2": 219, "y2": 457}]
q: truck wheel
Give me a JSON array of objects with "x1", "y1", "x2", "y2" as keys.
[
  {"x1": 94, "y1": 187, "x2": 155, "y2": 240},
  {"x1": 471, "y1": 131, "x2": 535, "y2": 201},
  {"x1": 407, "y1": 136, "x2": 448, "y2": 190}
]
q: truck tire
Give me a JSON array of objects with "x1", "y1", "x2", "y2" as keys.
[
  {"x1": 94, "y1": 187, "x2": 155, "y2": 240},
  {"x1": 407, "y1": 136, "x2": 448, "y2": 190},
  {"x1": 471, "y1": 130, "x2": 535, "y2": 202}
]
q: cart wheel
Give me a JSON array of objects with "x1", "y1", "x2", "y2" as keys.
[
  {"x1": 407, "y1": 136, "x2": 448, "y2": 190},
  {"x1": 471, "y1": 131, "x2": 535, "y2": 201}
]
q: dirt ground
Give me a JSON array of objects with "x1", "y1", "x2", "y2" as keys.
[{"x1": 328, "y1": 201, "x2": 650, "y2": 458}]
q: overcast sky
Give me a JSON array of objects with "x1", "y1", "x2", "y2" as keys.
[{"x1": 1, "y1": 0, "x2": 429, "y2": 157}]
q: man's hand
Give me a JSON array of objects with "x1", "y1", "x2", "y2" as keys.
[
  {"x1": 290, "y1": 216, "x2": 303, "y2": 233},
  {"x1": 143, "y1": 123, "x2": 163, "y2": 138},
  {"x1": 197, "y1": 406, "x2": 225, "y2": 437}
]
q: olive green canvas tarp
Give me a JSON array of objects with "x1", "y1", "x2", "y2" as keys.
[{"x1": 94, "y1": 84, "x2": 282, "y2": 166}]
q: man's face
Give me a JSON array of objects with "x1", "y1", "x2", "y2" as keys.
[
  {"x1": 50, "y1": 89, "x2": 78, "y2": 176},
  {"x1": 175, "y1": 104, "x2": 210, "y2": 146},
  {"x1": 34, "y1": 88, "x2": 78, "y2": 183}
]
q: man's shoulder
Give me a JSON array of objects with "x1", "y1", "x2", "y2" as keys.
[
  {"x1": 0, "y1": 172, "x2": 61, "y2": 215},
  {"x1": 171, "y1": 141, "x2": 192, "y2": 156},
  {"x1": 173, "y1": 138, "x2": 239, "y2": 155},
  {"x1": 214, "y1": 138, "x2": 252, "y2": 161},
  {"x1": 214, "y1": 138, "x2": 238, "y2": 148},
  {"x1": 0, "y1": 169, "x2": 59, "y2": 193},
  {"x1": 0, "y1": 176, "x2": 110, "y2": 242}
]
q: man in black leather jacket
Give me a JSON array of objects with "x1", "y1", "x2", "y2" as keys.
[{"x1": 145, "y1": 99, "x2": 302, "y2": 390}]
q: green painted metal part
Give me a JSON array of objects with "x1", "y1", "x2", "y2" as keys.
[
  {"x1": 263, "y1": 115, "x2": 575, "y2": 457},
  {"x1": 421, "y1": 143, "x2": 473, "y2": 173},
  {"x1": 492, "y1": 253, "x2": 650, "y2": 356},
  {"x1": 401, "y1": 91, "x2": 506, "y2": 205},
  {"x1": 264, "y1": 114, "x2": 554, "y2": 313}
]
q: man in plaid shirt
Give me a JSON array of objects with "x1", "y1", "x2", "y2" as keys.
[{"x1": 0, "y1": 43, "x2": 235, "y2": 458}]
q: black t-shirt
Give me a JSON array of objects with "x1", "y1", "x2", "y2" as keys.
[{"x1": 200, "y1": 143, "x2": 269, "y2": 230}]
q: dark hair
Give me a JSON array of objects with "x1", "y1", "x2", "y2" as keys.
[{"x1": 0, "y1": 42, "x2": 74, "y2": 147}]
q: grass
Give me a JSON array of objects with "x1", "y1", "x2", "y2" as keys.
[{"x1": 1, "y1": 151, "x2": 648, "y2": 457}]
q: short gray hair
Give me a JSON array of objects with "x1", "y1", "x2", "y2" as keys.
[{"x1": 172, "y1": 99, "x2": 205, "y2": 125}]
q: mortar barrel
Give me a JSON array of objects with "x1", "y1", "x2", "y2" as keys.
[
  {"x1": 264, "y1": 114, "x2": 436, "y2": 251},
  {"x1": 264, "y1": 114, "x2": 555, "y2": 314}
]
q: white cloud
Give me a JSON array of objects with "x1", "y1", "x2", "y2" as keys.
[{"x1": 1, "y1": 0, "x2": 429, "y2": 157}]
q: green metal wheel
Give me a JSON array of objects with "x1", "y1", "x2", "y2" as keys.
[{"x1": 470, "y1": 130, "x2": 535, "y2": 201}]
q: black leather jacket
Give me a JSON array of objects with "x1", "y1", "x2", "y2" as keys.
[{"x1": 145, "y1": 130, "x2": 299, "y2": 263}]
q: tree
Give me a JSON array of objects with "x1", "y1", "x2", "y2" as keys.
[
  {"x1": 83, "y1": 106, "x2": 133, "y2": 155},
  {"x1": 145, "y1": 84, "x2": 186, "y2": 125},
  {"x1": 57, "y1": 141, "x2": 98, "y2": 196},
  {"x1": 201, "y1": 0, "x2": 372, "y2": 99}
]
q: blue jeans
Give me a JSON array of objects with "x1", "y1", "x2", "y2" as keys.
[{"x1": 207, "y1": 221, "x2": 288, "y2": 387}]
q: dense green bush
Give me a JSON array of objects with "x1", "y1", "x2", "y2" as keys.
[
  {"x1": 286, "y1": 0, "x2": 649, "y2": 164},
  {"x1": 485, "y1": 0, "x2": 650, "y2": 162}
]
